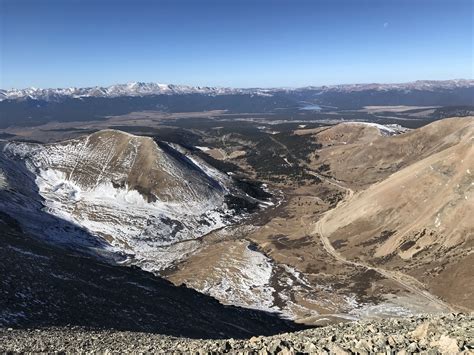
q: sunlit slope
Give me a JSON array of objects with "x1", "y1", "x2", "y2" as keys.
[
  {"x1": 308, "y1": 117, "x2": 473, "y2": 189},
  {"x1": 318, "y1": 118, "x2": 473, "y2": 309}
]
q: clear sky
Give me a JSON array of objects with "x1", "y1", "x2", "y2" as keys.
[{"x1": 0, "y1": 0, "x2": 472, "y2": 89}]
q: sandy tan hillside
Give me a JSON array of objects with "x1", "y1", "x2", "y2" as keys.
[
  {"x1": 317, "y1": 117, "x2": 473, "y2": 310},
  {"x1": 306, "y1": 118, "x2": 473, "y2": 189}
]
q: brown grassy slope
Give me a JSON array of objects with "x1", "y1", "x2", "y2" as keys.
[
  {"x1": 308, "y1": 118, "x2": 473, "y2": 189},
  {"x1": 318, "y1": 117, "x2": 473, "y2": 310}
]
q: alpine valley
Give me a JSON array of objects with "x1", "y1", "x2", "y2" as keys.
[{"x1": 0, "y1": 80, "x2": 473, "y2": 352}]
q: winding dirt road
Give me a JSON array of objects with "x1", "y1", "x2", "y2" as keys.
[{"x1": 311, "y1": 174, "x2": 454, "y2": 312}]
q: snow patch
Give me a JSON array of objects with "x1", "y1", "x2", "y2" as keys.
[
  {"x1": 195, "y1": 146, "x2": 211, "y2": 152},
  {"x1": 0, "y1": 169, "x2": 7, "y2": 189},
  {"x1": 348, "y1": 122, "x2": 409, "y2": 136}
]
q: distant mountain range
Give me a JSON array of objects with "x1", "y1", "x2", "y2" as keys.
[
  {"x1": 1, "y1": 79, "x2": 473, "y2": 129},
  {"x1": 1, "y1": 79, "x2": 473, "y2": 102}
]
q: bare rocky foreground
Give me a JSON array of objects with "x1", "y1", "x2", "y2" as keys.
[{"x1": 1, "y1": 314, "x2": 472, "y2": 354}]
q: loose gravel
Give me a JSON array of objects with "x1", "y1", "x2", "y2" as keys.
[{"x1": 1, "y1": 313, "x2": 472, "y2": 354}]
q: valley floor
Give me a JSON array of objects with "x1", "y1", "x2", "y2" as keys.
[{"x1": 165, "y1": 164, "x2": 453, "y2": 323}]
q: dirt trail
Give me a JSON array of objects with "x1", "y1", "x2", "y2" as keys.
[
  {"x1": 311, "y1": 176, "x2": 454, "y2": 312},
  {"x1": 307, "y1": 170, "x2": 354, "y2": 199}
]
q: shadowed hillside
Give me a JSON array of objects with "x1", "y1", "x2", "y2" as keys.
[{"x1": 0, "y1": 212, "x2": 304, "y2": 338}]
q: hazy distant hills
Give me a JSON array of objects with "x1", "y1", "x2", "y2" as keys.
[{"x1": 0, "y1": 79, "x2": 473, "y2": 129}]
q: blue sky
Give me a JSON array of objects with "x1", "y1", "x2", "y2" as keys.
[{"x1": 1, "y1": 0, "x2": 472, "y2": 89}]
